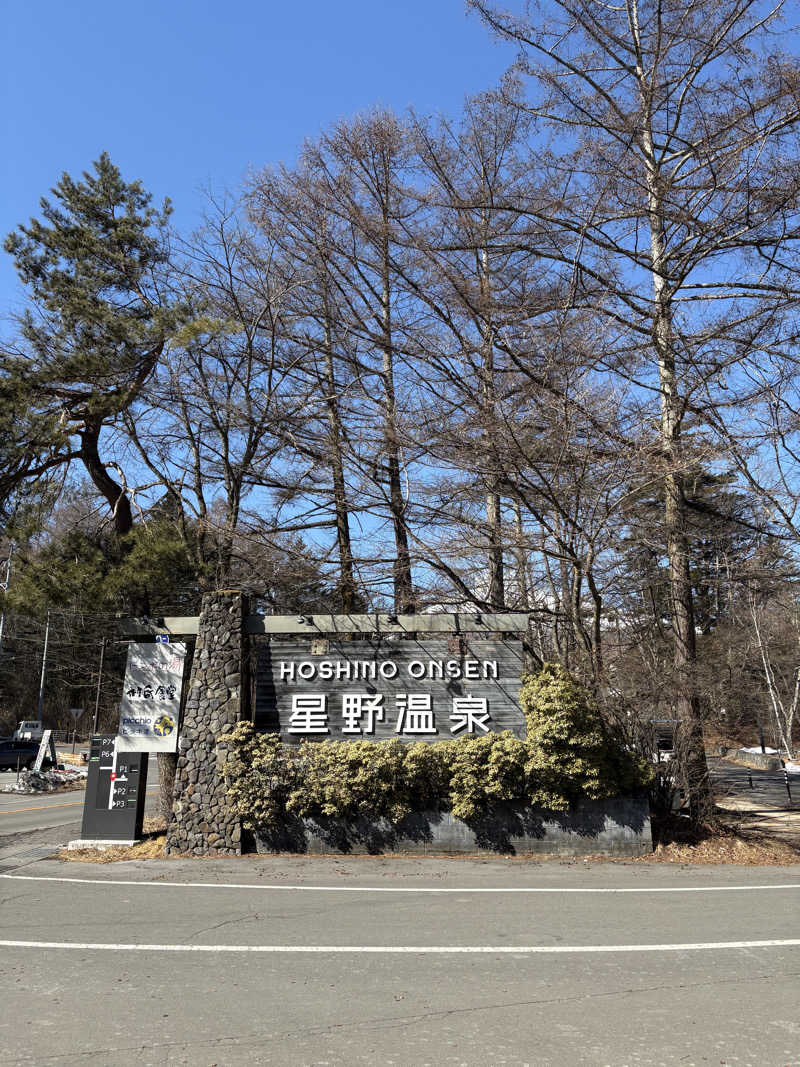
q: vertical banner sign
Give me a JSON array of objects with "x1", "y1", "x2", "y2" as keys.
[{"x1": 116, "y1": 642, "x2": 186, "y2": 752}]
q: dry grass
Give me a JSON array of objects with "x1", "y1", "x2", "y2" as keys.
[
  {"x1": 639, "y1": 811, "x2": 800, "y2": 865},
  {"x1": 635, "y1": 834, "x2": 800, "y2": 865},
  {"x1": 48, "y1": 780, "x2": 86, "y2": 793},
  {"x1": 56, "y1": 815, "x2": 168, "y2": 864},
  {"x1": 57, "y1": 834, "x2": 800, "y2": 866},
  {"x1": 59, "y1": 835, "x2": 168, "y2": 864}
]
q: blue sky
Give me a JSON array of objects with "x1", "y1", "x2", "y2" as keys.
[{"x1": 1, "y1": 0, "x2": 512, "y2": 322}]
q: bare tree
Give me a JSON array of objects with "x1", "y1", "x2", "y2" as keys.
[
  {"x1": 749, "y1": 588, "x2": 800, "y2": 757},
  {"x1": 248, "y1": 168, "x2": 363, "y2": 611},
  {"x1": 124, "y1": 198, "x2": 308, "y2": 589},
  {"x1": 402, "y1": 90, "x2": 567, "y2": 612},
  {"x1": 409, "y1": 91, "x2": 540, "y2": 609},
  {"x1": 469, "y1": 0, "x2": 800, "y2": 817},
  {"x1": 301, "y1": 112, "x2": 420, "y2": 613}
]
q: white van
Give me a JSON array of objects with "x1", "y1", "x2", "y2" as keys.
[{"x1": 13, "y1": 721, "x2": 43, "y2": 741}]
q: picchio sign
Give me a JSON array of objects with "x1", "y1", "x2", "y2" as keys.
[
  {"x1": 256, "y1": 638, "x2": 526, "y2": 742},
  {"x1": 116, "y1": 642, "x2": 186, "y2": 752}
]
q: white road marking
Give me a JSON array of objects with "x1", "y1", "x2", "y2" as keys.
[
  {"x1": 2, "y1": 872, "x2": 800, "y2": 893},
  {"x1": 2, "y1": 938, "x2": 800, "y2": 954}
]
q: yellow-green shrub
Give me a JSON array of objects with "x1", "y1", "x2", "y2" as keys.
[
  {"x1": 287, "y1": 738, "x2": 411, "y2": 822},
  {"x1": 446, "y1": 733, "x2": 530, "y2": 820},
  {"x1": 221, "y1": 664, "x2": 652, "y2": 831},
  {"x1": 222, "y1": 724, "x2": 300, "y2": 829},
  {"x1": 521, "y1": 663, "x2": 652, "y2": 809}
]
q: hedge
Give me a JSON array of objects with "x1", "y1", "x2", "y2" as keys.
[{"x1": 221, "y1": 663, "x2": 652, "y2": 830}]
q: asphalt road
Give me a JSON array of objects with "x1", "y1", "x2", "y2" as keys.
[
  {"x1": 0, "y1": 773, "x2": 159, "y2": 836},
  {"x1": 711, "y1": 758, "x2": 797, "y2": 807},
  {"x1": 0, "y1": 854, "x2": 798, "y2": 1066}
]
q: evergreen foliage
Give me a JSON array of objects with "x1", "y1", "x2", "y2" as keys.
[
  {"x1": 5, "y1": 152, "x2": 174, "y2": 385},
  {"x1": 520, "y1": 663, "x2": 650, "y2": 809},
  {"x1": 6, "y1": 520, "x2": 199, "y2": 619},
  {"x1": 3, "y1": 154, "x2": 180, "y2": 548}
]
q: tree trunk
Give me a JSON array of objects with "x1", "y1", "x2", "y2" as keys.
[
  {"x1": 480, "y1": 219, "x2": 505, "y2": 611},
  {"x1": 512, "y1": 500, "x2": 531, "y2": 610},
  {"x1": 80, "y1": 419, "x2": 134, "y2": 537},
  {"x1": 486, "y1": 488, "x2": 505, "y2": 610},
  {"x1": 80, "y1": 418, "x2": 149, "y2": 616},
  {"x1": 380, "y1": 236, "x2": 415, "y2": 614},
  {"x1": 157, "y1": 751, "x2": 177, "y2": 825},
  {"x1": 642, "y1": 121, "x2": 711, "y2": 819},
  {"x1": 322, "y1": 302, "x2": 357, "y2": 613},
  {"x1": 585, "y1": 566, "x2": 604, "y2": 682}
]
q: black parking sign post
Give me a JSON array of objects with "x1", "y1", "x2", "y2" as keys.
[{"x1": 79, "y1": 735, "x2": 148, "y2": 844}]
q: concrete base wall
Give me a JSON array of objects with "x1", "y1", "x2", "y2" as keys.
[
  {"x1": 253, "y1": 794, "x2": 652, "y2": 857},
  {"x1": 711, "y1": 746, "x2": 783, "y2": 771}
]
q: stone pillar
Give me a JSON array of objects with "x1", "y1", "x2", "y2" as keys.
[{"x1": 166, "y1": 590, "x2": 248, "y2": 855}]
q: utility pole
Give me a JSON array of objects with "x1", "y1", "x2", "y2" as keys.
[
  {"x1": 37, "y1": 610, "x2": 50, "y2": 725},
  {"x1": 0, "y1": 542, "x2": 13, "y2": 653},
  {"x1": 92, "y1": 637, "x2": 107, "y2": 735}
]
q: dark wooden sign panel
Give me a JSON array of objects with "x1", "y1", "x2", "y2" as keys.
[{"x1": 256, "y1": 638, "x2": 526, "y2": 743}]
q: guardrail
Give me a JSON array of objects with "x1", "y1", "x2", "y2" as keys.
[{"x1": 713, "y1": 771, "x2": 796, "y2": 805}]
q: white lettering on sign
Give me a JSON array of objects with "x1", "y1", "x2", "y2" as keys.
[
  {"x1": 395, "y1": 693, "x2": 436, "y2": 734},
  {"x1": 288, "y1": 694, "x2": 329, "y2": 734},
  {"x1": 450, "y1": 695, "x2": 491, "y2": 734},
  {"x1": 263, "y1": 639, "x2": 522, "y2": 742},
  {"x1": 407, "y1": 659, "x2": 498, "y2": 680},
  {"x1": 282, "y1": 690, "x2": 494, "y2": 737},
  {"x1": 279, "y1": 661, "x2": 295, "y2": 682},
  {"x1": 341, "y1": 693, "x2": 385, "y2": 734},
  {"x1": 277, "y1": 659, "x2": 499, "y2": 682}
]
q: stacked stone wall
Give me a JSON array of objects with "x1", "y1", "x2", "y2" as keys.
[{"x1": 165, "y1": 590, "x2": 247, "y2": 855}]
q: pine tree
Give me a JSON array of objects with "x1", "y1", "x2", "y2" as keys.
[{"x1": 4, "y1": 154, "x2": 179, "y2": 546}]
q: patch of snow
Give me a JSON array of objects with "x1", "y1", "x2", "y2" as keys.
[
  {"x1": 741, "y1": 746, "x2": 778, "y2": 754},
  {"x1": 1, "y1": 767, "x2": 87, "y2": 794},
  {"x1": 784, "y1": 761, "x2": 800, "y2": 775}
]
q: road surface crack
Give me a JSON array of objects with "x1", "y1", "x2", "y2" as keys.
[
  {"x1": 11, "y1": 969, "x2": 798, "y2": 1063},
  {"x1": 279, "y1": 968, "x2": 800, "y2": 1040},
  {"x1": 187, "y1": 913, "x2": 261, "y2": 940}
]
